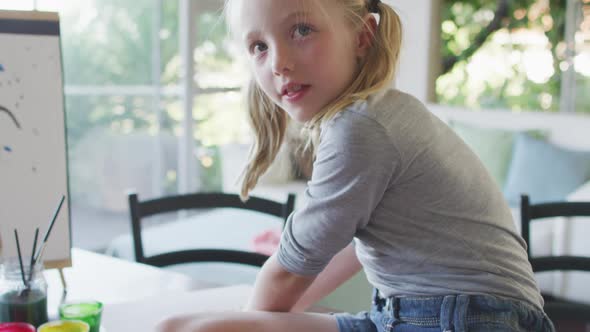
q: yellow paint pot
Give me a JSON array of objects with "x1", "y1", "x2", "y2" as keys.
[{"x1": 36, "y1": 320, "x2": 89, "y2": 332}]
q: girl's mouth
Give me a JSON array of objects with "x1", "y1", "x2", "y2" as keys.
[{"x1": 282, "y1": 84, "x2": 310, "y2": 102}]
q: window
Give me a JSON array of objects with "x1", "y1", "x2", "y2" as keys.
[{"x1": 437, "y1": 0, "x2": 589, "y2": 114}]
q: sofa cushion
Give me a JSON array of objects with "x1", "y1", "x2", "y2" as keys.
[
  {"x1": 503, "y1": 134, "x2": 590, "y2": 206},
  {"x1": 449, "y1": 121, "x2": 520, "y2": 188}
]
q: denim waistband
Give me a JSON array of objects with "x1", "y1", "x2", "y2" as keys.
[{"x1": 371, "y1": 288, "x2": 551, "y2": 331}]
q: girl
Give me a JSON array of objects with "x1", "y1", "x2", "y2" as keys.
[{"x1": 158, "y1": 0, "x2": 554, "y2": 331}]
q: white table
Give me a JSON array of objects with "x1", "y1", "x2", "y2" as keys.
[
  {"x1": 44, "y1": 248, "x2": 333, "y2": 331},
  {"x1": 102, "y1": 285, "x2": 253, "y2": 331},
  {"x1": 44, "y1": 248, "x2": 215, "y2": 320}
]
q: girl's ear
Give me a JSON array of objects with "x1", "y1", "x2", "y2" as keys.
[{"x1": 355, "y1": 14, "x2": 378, "y2": 58}]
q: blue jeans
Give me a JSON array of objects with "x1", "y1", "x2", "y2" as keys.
[{"x1": 334, "y1": 289, "x2": 555, "y2": 332}]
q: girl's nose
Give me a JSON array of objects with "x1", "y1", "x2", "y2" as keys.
[{"x1": 271, "y1": 45, "x2": 294, "y2": 76}]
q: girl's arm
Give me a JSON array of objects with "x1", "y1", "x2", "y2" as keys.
[
  {"x1": 290, "y1": 242, "x2": 362, "y2": 312},
  {"x1": 244, "y1": 242, "x2": 362, "y2": 313},
  {"x1": 245, "y1": 253, "x2": 316, "y2": 312}
]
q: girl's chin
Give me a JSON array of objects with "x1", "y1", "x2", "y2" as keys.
[
  {"x1": 287, "y1": 113, "x2": 312, "y2": 123},
  {"x1": 285, "y1": 108, "x2": 319, "y2": 123}
]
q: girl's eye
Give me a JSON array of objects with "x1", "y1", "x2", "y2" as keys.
[
  {"x1": 293, "y1": 24, "x2": 313, "y2": 39},
  {"x1": 250, "y1": 42, "x2": 268, "y2": 56}
]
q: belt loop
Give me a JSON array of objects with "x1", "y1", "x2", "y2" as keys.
[
  {"x1": 453, "y1": 295, "x2": 470, "y2": 332},
  {"x1": 440, "y1": 295, "x2": 456, "y2": 332},
  {"x1": 372, "y1": 288, "x2": 385, "y2": 311}
]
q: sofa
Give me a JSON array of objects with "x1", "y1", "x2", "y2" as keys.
[{"x1": 107, "y1": 104, "x2": 590, "y2": 313}]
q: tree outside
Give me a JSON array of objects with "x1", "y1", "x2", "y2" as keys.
[{"x1": 438, "y1": 0, "x2": 589, "y2": 114}]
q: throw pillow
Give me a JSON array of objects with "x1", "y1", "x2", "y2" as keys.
[
  {"x1": 449, "y1": 121, "x2": 518, "y2": 188},
  {"x1": 503, "y1": 134, "x2": 590, "y2": 206}
]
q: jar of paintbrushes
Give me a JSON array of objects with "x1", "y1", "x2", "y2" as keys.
[
  {"x1": 0, "y1": 256, "x2": 48, "y2": 327},
  {"x1": 0, "y1": 196, "x2": 65, "y2": 328},
  {"x1": 0, "y1": 230, "x2": 49, "y2": 328}
]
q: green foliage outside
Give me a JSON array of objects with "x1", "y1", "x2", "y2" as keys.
[
  {"x1": 53, "y1": 0, "x2": 247, "y2": 197},
  {"x1": 438, "y1": 0, "x2": 589, "y2": 114},
  {"x1": 59, "y1": 0, "x2": 244, "y2": 146}
]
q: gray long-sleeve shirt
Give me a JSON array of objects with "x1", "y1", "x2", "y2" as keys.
[{"x1": 277, "y1": 89, "x2": 543, "y2": 309}]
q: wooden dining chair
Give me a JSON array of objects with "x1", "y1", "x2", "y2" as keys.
[
  {"x1": 128, "y1": 192, "x2": 295, "y2": 268},
  {"x1": 520, "y1": 194, "x2": 590, "y2": 330}
]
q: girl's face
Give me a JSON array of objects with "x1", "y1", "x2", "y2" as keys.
[{"x1": 236, "y1": 0, "x2": 364, "y2": 122}]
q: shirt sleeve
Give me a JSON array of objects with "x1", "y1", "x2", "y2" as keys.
[{"x1": 277, "y1": 111, "x2": 399, "y2": 276}]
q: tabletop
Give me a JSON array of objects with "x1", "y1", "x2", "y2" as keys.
[
  {"x1": 44, "y1": 248, "x2": 333, "y2": 331},
  {"x1": 102, "y1": 284, "x2": 253, "y2": 331},
  {"x1": 44, "y1": 248, "x2": 210, "y2": 319}
]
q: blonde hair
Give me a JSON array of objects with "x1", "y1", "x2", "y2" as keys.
[{"x1": 226, "y1": 0, "x2": 403, "y2": 200}]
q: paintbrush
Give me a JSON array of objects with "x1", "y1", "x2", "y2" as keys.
[
  {"x1": 32, "y1": 195, "x2": 65, "y2": 270},
  {"x1": 14, "y1": 229, "x2": 30, "y2": 296},
  {"x1": 27, "y1": 228, "x2": 39, "y2": 284}
]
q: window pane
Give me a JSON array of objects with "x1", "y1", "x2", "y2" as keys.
[
  {"x1": 192, "y1": 91, "x2": 249, "y2": 192},
  {"x1": 38, "y1": 0, "x2": 162, "y2": 85},
  {"x1": 194, "y1": 11, "x2": 248, "y2": 89},
  {"x1": 437, "y1": 1, "x2": 563, "y2": 113},
  {"x1": 194, "y1": 92, "x2": 249, "y2": 147},
  {"x1": 574, "y1": 2, "x2": 590, "y2": 114},
  {"x1": 66, "y1": 94, "x2": 179, "y2": 248},
  {"x1": 160, "y1": 0, "x2": 179, "y2": 85},
  {"x1": 191, "y1": 9, "x2": 251, "y2": 192}
]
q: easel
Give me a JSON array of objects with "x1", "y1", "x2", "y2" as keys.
[
  {"x1": 0, "y1": 9, "x2": 72, "y2": 291},
  {"x1": 46, "y1": 258, "x2": 72, "y2": 306}
]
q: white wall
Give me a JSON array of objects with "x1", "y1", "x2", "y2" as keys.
[{"x1": 384, "y1": 0, "x2": 440, "y2": 103}]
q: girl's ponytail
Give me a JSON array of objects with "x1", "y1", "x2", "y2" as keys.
[
  {"x1": 367, "y1": 0, "x2": 402, "y2": 93},
  {"x1": 305, "y1": 0, "x2": 403, "y2": 150}
]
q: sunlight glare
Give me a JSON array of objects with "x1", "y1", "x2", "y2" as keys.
[
  {"x1": 523, "y1": 49, "x2": 554, "y2": 83},
  {"x1": 0, "y1": 0, "x2": 34, "y2": 10},
  {"x1": 575, "y1": 52, "x2": 590, "y2": 77}
]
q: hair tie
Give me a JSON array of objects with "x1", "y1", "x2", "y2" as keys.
[{"x1": 368, "y1": 0, "x2": 381, "y2": 13}]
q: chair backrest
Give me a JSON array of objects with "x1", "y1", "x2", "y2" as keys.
[
  {"x1": 520, "y1": 194, "x2": 590, "y2": 272},
  {"x1": 520, "y1": 194, "x2": 590, "y2": 326},
  {"x1": 128, "y1": 192, "x2": 296, "y2": 268}
]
